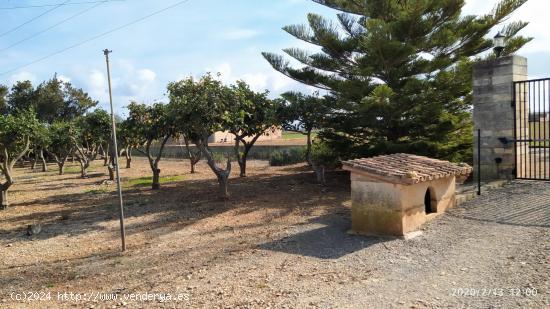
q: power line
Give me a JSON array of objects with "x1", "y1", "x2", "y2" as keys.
[
  {"x1": 0, "y1": 0, "x2": 71, "y2": 38},
  {"x1": 0, "y1": 0, "x2": 124, "y2": 10},
  {"x1": 0, "y1": 0, "x2": 191, "y2": 76},
  {"x1": 0, "y1": 2, "x2": 105, "y2": 52}
]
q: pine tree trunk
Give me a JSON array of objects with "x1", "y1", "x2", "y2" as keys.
[
  {"x1": 40, "y1": 149, "x2": 48, "y2": 172},
  {"x1": 313, "y1": 164, "x2": 326, "y2": 185},
  {"x1": 152, "y1": 168, "x2": 161, "y2": 190},
  {"x1": 190, "y1": 160, "x2": 196, "y2": 174},
  {"x1": 306, "y1": 132, "x2": 313, "y2": 166}
]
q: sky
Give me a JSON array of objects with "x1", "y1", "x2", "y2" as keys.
[{"x1": 0, "y1": 0, "x2": 548, "y2": 115}]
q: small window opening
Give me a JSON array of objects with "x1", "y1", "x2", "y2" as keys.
[{"x1": 424, "y1": 188, "x2": 435, "y2": 214}]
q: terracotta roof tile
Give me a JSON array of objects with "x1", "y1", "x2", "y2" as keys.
[{"x1": 342, "y1": 153, "x2": 472, "y2": 184}]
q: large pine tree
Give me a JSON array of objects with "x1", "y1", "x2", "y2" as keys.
[{"x1": 263, "y1": 0, "x2": 532, "y2": 162}]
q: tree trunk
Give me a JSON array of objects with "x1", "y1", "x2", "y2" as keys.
[
  {"x1": 40, "y1": 149, "x2": 48, "y2": 172},
  {"x1": 305, "y1": 131, "x2": 313, "y2": 166},
  {"x1": 58, "y1": 162, "x2": 65, "y2": 175},
  {"x1": 0, "y1": 189, "x2": 8, "y2": 210},
  {"x1": 152, "y1": 168, "x2": 161, "y2": 190},
  {"x1": 234, "y1": 139, "x2": 245, "y2": 177},
  {"x1": 238, "y1": 158, "x2": 247, "y2": 177},
  {"x1": 79, "y1": 160, "x2": 89, "y2": 178},
  {"x1": 313, "y1": 164, "x2": 326, "y2": 185},
  {"x1": 217, "y1": 173, "x2": 229, "y2": 199},
  {"x1": 189, "y1": 153, "x2": 201, "y2": 174},
  {"x1": 103, "y1": 144, "x2": 109, "y2": 166},
  {"x1": 0, "y1": 180, "x2": 12, "y2": 209},
  {"x1": 31, "y1": 155, "x2": 37, "y2": 170},
  {"x1": 198, "y1": 142, "x2": 231, "y2": 199},
  {"x1": 108, "y1": 165, "x2": 115, "y2": 181},
  {"x1": 125, "y1": 147, "x2": 132, "y2": 169},
  {"x1": 184, "y1": 137, "x2": 200, "y2": 174}
]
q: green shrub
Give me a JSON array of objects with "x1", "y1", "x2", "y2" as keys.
[
  {"x1": 125, "y1": 175, "x2": 185, "y2": 187},
  {"x1": 311, "y1": 142, "x2": 340, "y2": 168},
  {"x1": 212, "y1": 152, "x2": 234, "y2": 165},
  {"x1": 269, "y1": 148, "x2": 306, "y2": 166}
]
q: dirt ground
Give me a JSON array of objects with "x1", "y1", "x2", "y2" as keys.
[{"x1": 0, "y1": 157, "x2": 548, "y2": 308}]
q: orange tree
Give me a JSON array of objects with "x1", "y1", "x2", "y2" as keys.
[
  {"x1": 168, "y1": 74, "x2": 234, "y2": 199},
  {"x1": 0, "y1": 109, "x2": 39, "y2": 209},
  {"x1": 227, "y1": 81, "x2": 282, "y2": 177},
  {"x1": 125, "y1": 102, "x2": 176, "y2": 190}
]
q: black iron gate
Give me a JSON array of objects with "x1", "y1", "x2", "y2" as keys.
[{"x1": 514, "y1": 78, "x2": 550, "y2": 180}]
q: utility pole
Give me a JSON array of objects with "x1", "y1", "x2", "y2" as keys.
[{"x1": 103, "y1": 49, "x2": 126, "y2": 252}]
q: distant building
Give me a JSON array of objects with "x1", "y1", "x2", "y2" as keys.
[
  {"x1": 208, "y1": 128, "x2": 282, "y2": 144},
  {"x1": 164, "y1": 127, "x2": 283, "y2": 146}
]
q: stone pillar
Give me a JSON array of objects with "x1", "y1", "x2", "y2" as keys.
[{"x1": 473, "y1": 56, "x2": 528, "y2": 181}]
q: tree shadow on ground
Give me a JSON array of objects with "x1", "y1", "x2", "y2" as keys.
[
  {"x1": 0, "y1": 169, "x2": 352, "y2": 245},
  {"x1": 257, "y1": 212, "x2": 389, "y2": 259},
  {"x1": 0, "y1": 166, "x2": 358, "y2": 293}
]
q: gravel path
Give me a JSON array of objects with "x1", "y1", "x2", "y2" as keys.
[{"x1": 191, "y1": 181, "x2": 549, "y2": 308}]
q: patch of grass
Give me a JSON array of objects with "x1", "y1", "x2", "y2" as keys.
[
  {"x1": 85, "y1": 188, "x2": 110, "y2": 194},
  {"x1": 125, "y1": 175, "x2": 185, "y2": 188},
  {"x1": 282, "y1": 132, "x2": 305, "y2": 140},
  {"x1": 282, "y1": 131, "x2": 318, "y2": 140},
  {"x1": 64, "y1": 166, "x2": 81, "y2": 174}
]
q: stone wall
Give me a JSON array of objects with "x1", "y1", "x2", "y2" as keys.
[{"x1": 473, "y1": 56, "x2": 528, "y2": 181}]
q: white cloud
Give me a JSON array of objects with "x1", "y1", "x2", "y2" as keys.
[
  {"x1": 242, "y1": 73, "x2": 269, "y2": 91},
  {"x1": 206, "y1": 62, "x2": 233, "y2": 84},
  {"x1": 87, "y1": 69, "x2": 108, "y2": 102},
  {"x1": 464, "y1": 0, "x2": 550, "y2": 54},
  {"x1": 222, "y1": 29, "x2": 260, "y2": 40},
  {"x1": 272, "y1": 73, "x2": 296, "y2": 91},
  {"x1": 9, "y1": 71, "x2": 37, "y2": 85},
  {"x1": 137, "y1": 69, "x2": 156, "y2": 82},
  {"x1": 203, "y1": 62, "x2": 302, "y2": 95},
  {"x1": 57, "y1": 74, "x2": 71, "y2": 83}
]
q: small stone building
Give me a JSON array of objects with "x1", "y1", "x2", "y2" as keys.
[{"x1": 342, "y1": 154, "x2": 472, "y2": 236}]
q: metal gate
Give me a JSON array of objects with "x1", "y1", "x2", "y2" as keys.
[{"x1": 514, "y1": 78, "x2": 550, "y2": 180}]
